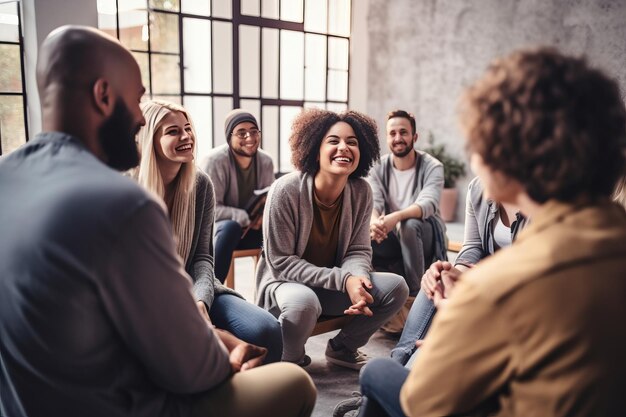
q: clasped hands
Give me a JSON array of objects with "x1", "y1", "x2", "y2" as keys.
[
  {"x1": 370, "y1": 213, "x2": 400, "y2": 244},
  {"x1": 344, "y1": 275, "x2": 374, "y2": 317},
  {"x1": 420, "y1": 260, "x2": 464, "y2": 310},
  {"x1": 196, "y1": 301, "x2": 267, "y2": 373}
]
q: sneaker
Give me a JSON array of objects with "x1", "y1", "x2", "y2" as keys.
[
  {"x1": 333, "y1": 392, "x2": 362, "y2": 417},
  {"x1": 325, "y1": 340, "x2": 368, "y2": 370}
]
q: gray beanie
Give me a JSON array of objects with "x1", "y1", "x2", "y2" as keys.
[{"x1": 224, "y1": 109, "x2": 258, "y2": 143}]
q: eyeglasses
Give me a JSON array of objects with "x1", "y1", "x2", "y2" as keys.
[{"x1": 231, "y1": 130, "x2": 261, "y2": 140}]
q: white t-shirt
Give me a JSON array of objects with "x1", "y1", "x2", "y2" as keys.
[
  {"x1": 388, "y1": 165, "x2": 416, "y2": 212},
  {"x1": 493, "y1": 216, "x2": 512, "y2": 250}
]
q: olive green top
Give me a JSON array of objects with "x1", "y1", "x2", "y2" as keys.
[{"x1": 302, "y1": 190, "x2": 343, "y2": 268}]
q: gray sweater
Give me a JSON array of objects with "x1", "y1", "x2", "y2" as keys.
[
  {"x1": 188, "y1": 170, "x2": 241, "y2": 308},
  {"x1": 255, "y1": 172, "x2": 373, "y2": 310},
  {"x1": 455, "y1": 176, "x2": 529, "y2": 267},
  {"x1": 367, "y1": 150, "x2": 445, "y2": 231},
  {"x1": 199, "y1": 144, "x2": 274, "y2": 225},
  {"x1": 0, "y1": 133, "x2": 230, "y2": 417}
]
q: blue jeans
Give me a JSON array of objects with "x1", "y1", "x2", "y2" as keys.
[
  {"x1": 390, "y1": 290, "x2": 436, "y2": 366},
  {"x1": 357, "y1": 358, "x2": 409, "y2": 417},
  {"x1": 214, "y1": 220, "x2": 263, "y2": 283},
  {"x1": 210, "y1": 293, "x2": 283, "y2": 363}
]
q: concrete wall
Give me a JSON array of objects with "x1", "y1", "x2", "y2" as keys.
[{"x1": 353, "y1": 0, "x2": 626, "y2": 220}]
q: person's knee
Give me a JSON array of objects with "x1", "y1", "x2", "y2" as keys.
[
  {"x1": 360, "y1": 358, "x2": 392, "y2": 395},
  {"x1": 280, "y1": 363, "x2": 317, "y2": 405},
  {"x1": 401, "y1": 218, "x2": 426, "y2": 235},
  {"x1": 280, "y1": 291, "x2": 323, "y2": 321},
  {"x1": 216, "y1": 220, "x2": 242, "y2": 240},
  {"x1": 375, "y1": 273, "x2": 409, "y2": 306}
]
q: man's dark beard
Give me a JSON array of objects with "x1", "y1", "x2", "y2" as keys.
[
  {"x1": 391, "y1": 142, "x2": 414, "y2": 158},
  {"x1": 230, "y1": 145, "x2": 256, "y2": 158},
  {"x1": 98, "y1": 98, "x2": 140, "y2": 171}
]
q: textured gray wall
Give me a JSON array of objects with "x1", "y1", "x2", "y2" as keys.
[{"x1": 364, "y1": 0, "x2": 626, "y2": 220}]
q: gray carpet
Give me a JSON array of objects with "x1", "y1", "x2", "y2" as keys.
[{"x1": 304, "y1": 329, "x2": 398, "y2": 417}]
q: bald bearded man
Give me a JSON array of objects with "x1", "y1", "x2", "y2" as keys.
[{"x1": 0, "y1": 26, "x2": 315, "y2": 417}]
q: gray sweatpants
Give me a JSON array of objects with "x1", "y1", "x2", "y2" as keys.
[{"x1": 267, "y1": 272, "x2": 409, "y2": 363}]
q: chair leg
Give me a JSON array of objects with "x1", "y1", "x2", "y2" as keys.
[{"x1": 225, "y1": 259, "x2": 235, "y2": 289}]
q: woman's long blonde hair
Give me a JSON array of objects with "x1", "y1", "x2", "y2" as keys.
[{"x1": 133, "y1": 99, "x2": 197, "y2": 263}]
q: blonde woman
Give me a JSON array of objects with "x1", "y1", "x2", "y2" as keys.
[{"x1": 134, "y1": 99, "x2": 282, "y2": 363}]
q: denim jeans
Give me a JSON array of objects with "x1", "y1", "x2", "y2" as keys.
[
  {"x1": 389, "y1": 290, "x2": 436, "y2": 366},
  {"x1": 210, "y1": 293, "x2": 283, "y2": 364},
  {"x1": 357, "y1": 358, "x2": 410, "y2": 417},
  {"x1": 213, "y1": 220, "x2": 263, "y2": 283}
]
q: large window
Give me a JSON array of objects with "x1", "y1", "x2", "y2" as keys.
[
  {"x1": 98, "y1": 0, "x2": 351, "y2": 171},
  {"x1": 0, "y1": 0, "x2": 28, "y2": 156}
]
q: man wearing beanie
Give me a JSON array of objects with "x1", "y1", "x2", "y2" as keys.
[{"x1": 201, "y1": 109, "x2": 275, "y2": 283}]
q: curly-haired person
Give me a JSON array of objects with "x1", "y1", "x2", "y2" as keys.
[
  {"x1": 255, "y1": 108, "x2": 409, "y2": 370},
  {"x1": 350, "y1": 47, "x2": 626, "y2": 417}
]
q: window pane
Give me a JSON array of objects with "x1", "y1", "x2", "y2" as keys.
[
  {"x1": 0, "y1": 95, "x2": 26, "y2": 155},
  {"x1": 183, "y1": 95, "x2": 213, "y2": 158},
  {"x1": 183, "y1": 18, "x2": 211, "y2": 93},
  {"x1": 118, "y1": 6, "x2": 148, "y2": 51},
  {"x1": 151, "y1": 11, "x2": 179, "y2": 53},
  {"x1": 328, "y1": 0, "x2": 350, "y2": 36},
  {"x1": 149, "y1": 0, "x2": 180, "y2": 11},
  {"x1": 212, "y1": 0, "x2": 231, "y2": 18},
  {"x1": 280, "y1": 30, "x2": 304, "y2": 100},
  {"x1": 328, "y1": 36, "x2": 348, "y2": 70},
  {"x1": 151, "y1": 54, "x2": 180, "y2": 95},
  {"x1": 280, "y1": 106, "x2": 301, "y2": 172},
  {"x1": 304, "y1": 0, "x2": 327, "y2": 33},
  {"x1": 262, "y1": 28, "x2": 278, "y2": 98},
  {"x1": 261, "y1": 0, "x2": 278, "y2": 19},
  {"x1": 213, "y1": 96, "x2": 233, "y2": 147},
  {"x1": 0, "y1": 3, "x2": 19, "y2": 42},
  {"x1": 262, "y1": 105, "x2": 278, "y2": 169},
  {"x1": 327, "y1": 69, "x2": 347, "y2": 101},
  {"x1": 241, "y1": 0, "x2": 260, "y2": 16},
  {"x1": 239, "y1": 25, "x2": 260, "y2": 97},
  {"x1": 326, "y1": 102, "x2": 347, "y2": 112},
  {"x1": 132, "y1": 52, "x2": 151, "y2": 94},
  {"x1": 182, "y1": 0, "x2": 210, "y2": 16},
  {"x1": 304, "y1": 102, "x2": 325, "y2": 109},
  {"x1": 280, "y1": 0, "x2": 303, "y2": 22},
  {"x1": 212, "y1": 22, "x2": 232, "y2": 94},
  {"x1": 305, "y1": 34, "x2": 326, "y2": 101},
  {"x1": 97, "y1": 0, "x2": 118, "y2": 39},
  {"x1": 0, "y1": 45, "x2": 21, "y2": 93},
  {"x1": 153, "y1": 95, "x2": 182, "y2": 104}
]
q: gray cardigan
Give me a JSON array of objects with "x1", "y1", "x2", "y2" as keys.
[
  {"x1": 187, "y1": 170, "x2": 241, "y2": 308},
  {"x1": 255, "y1": 172, "x2": 373, "y2": 310},
  {"x1": 455, "y1": 176, "x2": 529, "y2": 267},
  {"x1": 199, "y1": 144, "x2": 274, "y2": 225},
  {"x1": 368, "y1": 150, "x2": 445, "y2": 230}
]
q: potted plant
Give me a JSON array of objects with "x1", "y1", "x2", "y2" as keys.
[{"x1": 422, "y1": 133, "x2": 466, "y2": 222}]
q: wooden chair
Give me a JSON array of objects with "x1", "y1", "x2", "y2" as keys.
[
  {"x1": 447, "y1": 240, "x2": 462, "y2": 253},
  {"x1": 224, "y1": 248, "x2": 262, "y2": 290}
]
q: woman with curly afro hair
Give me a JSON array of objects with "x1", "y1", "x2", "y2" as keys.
[{"x1": 255, "y1": 108, "x2": 409, "y2": 370}]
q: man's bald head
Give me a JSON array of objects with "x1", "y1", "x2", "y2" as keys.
[
  {"x1": 37, "y1": 26, "x2": 128, "y2": 96},
  {"x1": 37, "y1": 25, "x2": 146, "y2": 171}
]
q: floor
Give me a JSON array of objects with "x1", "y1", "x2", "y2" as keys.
[{"x1": 232, "y1": 222, "x2": 464, "y2": 417}]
